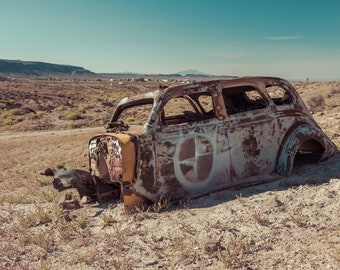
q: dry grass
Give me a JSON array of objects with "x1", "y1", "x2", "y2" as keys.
[{"x1": 307, "y1": 94, "x2": 326, "y2": 113}]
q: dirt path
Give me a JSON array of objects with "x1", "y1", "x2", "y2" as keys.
[{"x1": 0, "y1": 127, "x2": 103, "y2": 140}]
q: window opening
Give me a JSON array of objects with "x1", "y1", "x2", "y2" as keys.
[
  {"x1": 266, "y1": 85, "x2": 293, "y2": 105},
  {"x1": 117, "y1": 103, "x2": 153, "y2": 125},
  {"x1": 222, "y1": 86, "x2": 267, "y2": 114},
  {"x1": 162, "y1": 93, "x2": 215, "y2": 125}
]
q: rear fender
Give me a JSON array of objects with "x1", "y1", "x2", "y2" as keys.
[{"x1": 276, "y1": 123, "x2": 336, "y2": 176}]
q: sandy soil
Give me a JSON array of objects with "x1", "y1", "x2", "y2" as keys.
[{"x1": 0, "y1": 79, "x2": 339, "y2": 269}]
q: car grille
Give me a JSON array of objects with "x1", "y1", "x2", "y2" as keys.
[{"x1": 89, "y1": 136, "x2": 123, "y2": 183}]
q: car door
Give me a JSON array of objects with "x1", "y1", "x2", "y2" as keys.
[
  {"x1": 153, "y1": 92, "x2": 232, "y2": 199},
  {"x1": 221, "y1": 84, "x2": 281, "y2": 181}
]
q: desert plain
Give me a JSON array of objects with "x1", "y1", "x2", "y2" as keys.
[{"x1": 0, "y1": 78, "x2": 339, "y2": 269}]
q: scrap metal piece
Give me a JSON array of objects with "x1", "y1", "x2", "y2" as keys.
[
  {"x1": 43, "y1": 167, "x2": 97, "y2": 202},
  {"x1": 58, "y1": 194, "x2": 81, "y2": 210}
]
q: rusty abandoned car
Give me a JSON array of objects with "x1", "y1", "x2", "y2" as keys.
[{"x1": 50, "y1": 76, "x2": 337, "y2": 210}]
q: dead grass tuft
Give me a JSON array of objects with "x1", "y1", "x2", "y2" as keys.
[
  {"x1": 17, "y1": 205, "x2": 53, "y2": 228},
  {"x1": 252, "y1": 211, "x2": 270, "y2": 226},
  {"x1": 218, "y1": 235, "x2": 250, "y2": 269},
  {"x1": 28, "y1": 227, "x2": 56, "y2": 253},
  {"x1": 148, "y1": 197, "x2": 171, "y2": 213},
  {"x1": 307, "y1": 95, "x2": 325, "y2": 113}
]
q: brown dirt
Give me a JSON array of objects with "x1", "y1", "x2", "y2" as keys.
[{"x1": 0, "y1": 79, "x2": 339, "y2": 269}]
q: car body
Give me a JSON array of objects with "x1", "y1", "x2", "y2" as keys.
[{"x1": 88, "y1": 76, "x2": 337, "y2": 210}]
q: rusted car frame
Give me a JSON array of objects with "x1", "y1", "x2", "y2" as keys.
[{"x1": 88, "y1": 77, "x2": 337, "y2": 210}]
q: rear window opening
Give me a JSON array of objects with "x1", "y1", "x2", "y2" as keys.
[
  {"x1": 222, "y1": 86, "x2": 267, "y2": 115},
  {"x1": 292, "y1": 139, "x2": 325, "y2": 172},
  {"x1": 266, "y1": 85, "x2": 293, "y2": 106}
]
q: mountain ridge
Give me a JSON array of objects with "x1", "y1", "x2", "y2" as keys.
[
  {"x1": 0, "y1": 59, "x2": 94, "y2": 77},
  {"x1": 0, "y1": 59, "x2": 236, "y2": 78}
]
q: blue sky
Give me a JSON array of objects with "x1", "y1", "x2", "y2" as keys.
[{"x1": 1, "y1": 0, "x2": 340, "y2": 80}]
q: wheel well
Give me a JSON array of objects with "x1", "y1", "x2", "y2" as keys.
[
  {"x1": 292, "y1": 138, "x2": 325, "y2": 172},
  {"x1": 298, "y1": 138, "x2": 325, "y2": 153}
]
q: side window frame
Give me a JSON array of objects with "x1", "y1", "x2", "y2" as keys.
[
  {"x1": 222, "y1": 86, "x2": 268, "y2": 116},
  {"x1": 158, "y1": 91, "x2": 217, "y2": 129},
  {"x1": 266, "y1": 84, "x2": 294, "y2": 106}
]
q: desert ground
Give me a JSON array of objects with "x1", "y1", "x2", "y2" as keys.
[{"x1": 0, "y1": 78, "x2": 339, "y2": 269}]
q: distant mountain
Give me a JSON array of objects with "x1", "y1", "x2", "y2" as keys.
[
  {"x1": 177, "y1": 69, "x2": 208, "y2": 76},
  {"x1": 101, "y1": 69, "x2": 210, "y2": 77},
  {"x1": 0, "y1": 59, "x2": 236, "y2": 79},
  {"x1": 0, "y1": 59, "x2": 94, "y2": 77}
]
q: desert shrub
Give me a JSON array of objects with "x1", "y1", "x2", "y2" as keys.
[
  {"x1": 0, "y1": 111, "x2": 8, "y2": 119},
  {"x1": 35, "y1": 176, "x2": 51, "y2": 187},
  {"x1": 30, "y1": 110, "x2": 44, "y2": 119},
  {"x1": 69, "y1": 122, "x2": 81, "y2": 129},
  {"x1": 59, "y1": 111, "x2": 81, "y2": 120},
  {"x1": 9, "y1": 108, "x2": 22, "y2": 115},
  {"x1": 125, "y1": 117, "x2": 136, "y2": 124},
  {"x1": 36, "y1": 110, "x2": 44, "y2": 116},
  {"x1": 1, "y1": 192, "x2": 29, "y2": 204},
  {"x1": 29, "y1": 227, "x2": 55, "y2": 253},
  {"x1": 3, "y1": 117, "x2": 17, "y2": 125},
  {"x1": 307, "y1": 95, "x2": 325, "y2": 113},
  {"x1": 124, "y1": 117, "x2": 143, "y2": 125},
  {"x1": 328, "y1": 88, "x2": 340, "y2": 97},
  {"x1": 99, "y1": 213, "x2": 116, "y2": 228},
  {"x1": 17, "y1": 205, "x2": 53, "y2": 228},
  {"x1": 54, "y1": 105, "x2": 68, "y2": 112},
  {"x1": 78, "y1": 103, "x2": 93, "y2": 112},
  {"x1": 38, "y1": 189, "x2": 58, "y2": 203}
]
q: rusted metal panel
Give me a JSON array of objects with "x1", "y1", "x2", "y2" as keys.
[
  {"x1": 82, "y1": 76, "x2": 338, "y2": 210},
  {"x1": 154, "y1": 120, "x2": 231, "y2": 199}
]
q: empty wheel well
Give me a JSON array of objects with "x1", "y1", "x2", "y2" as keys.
[
  {"x1": 292, "y1": 139, "x2": 325, "y2": 172},
  {"x1": 298, "y1": 138, "x2": 325, "y2": 153},
  {"x1": 276, "y1": 126, "x2": 328, "y2": 177}
]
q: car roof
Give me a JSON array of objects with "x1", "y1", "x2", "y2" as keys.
[
  {"x1": 158, "y1": 76, "x2": 292, "y2": 98},
  {"x1": 117, "y1": 76, "x2": 293, "y2": 106}
]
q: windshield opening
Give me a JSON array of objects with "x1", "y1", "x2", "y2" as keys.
[{"x1": 115, "y1": 102, "x2": 154, "y2": 125}]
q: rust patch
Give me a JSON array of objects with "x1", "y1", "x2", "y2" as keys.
[
  {"x1": 140, "y1": 148, "x2": 156, "y2": 192},
  {"x1": 242, "y1": 127, "x2": 260, "y2": 158},
  {"x1": 243, "y1": 136, "x2": 260, "y2": 158}
]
